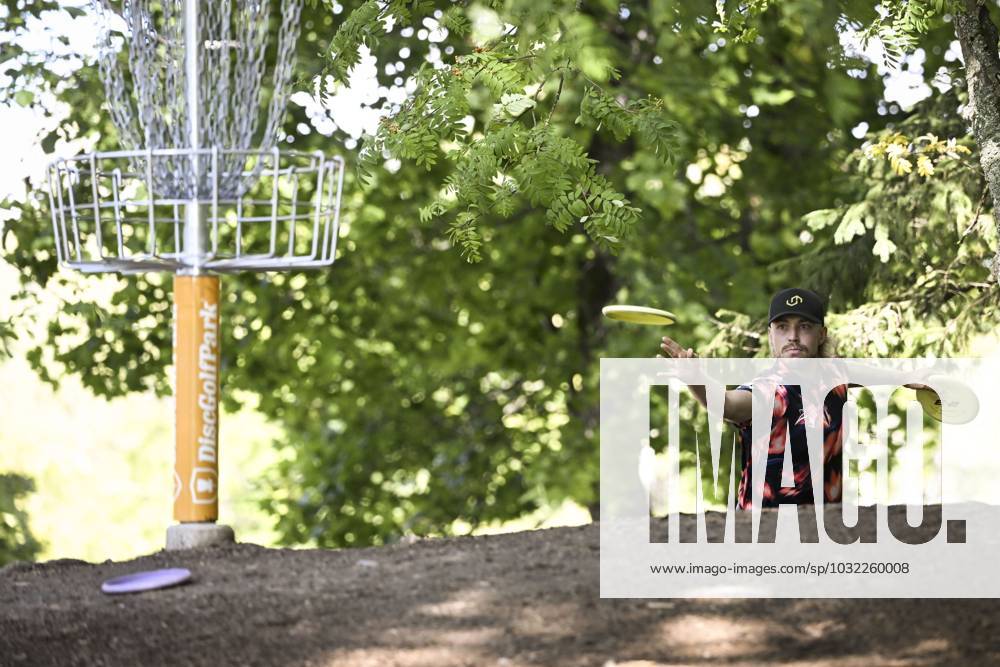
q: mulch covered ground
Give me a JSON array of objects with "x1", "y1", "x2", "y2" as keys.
[{"x1": 2, "y1": 509, "x2": 998, "y2": 666}]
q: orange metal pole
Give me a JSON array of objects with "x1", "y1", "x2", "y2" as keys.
[{"x1": 173, "y1": 275, "x2": 221, "y2": 522}]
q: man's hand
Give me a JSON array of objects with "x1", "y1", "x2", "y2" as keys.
[
  {"x1": 656, "y1": 337, "x2": 750, "y2": 423},
  {"x1": 659, "y1": 336, "x2": 697, "y2": 359}
]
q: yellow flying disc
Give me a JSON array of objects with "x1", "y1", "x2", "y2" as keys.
[
  {"x1": 916, "y1": 376, "x2": 980, "y2": 425},
  {"x1": 602, "y1": 305, "x2": 676, "y2": 326}
]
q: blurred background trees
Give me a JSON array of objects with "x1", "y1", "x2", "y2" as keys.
[
  {"x1": 0, "y1": 473, "x2": 41, "y2": 566},
  {"x1": 1, "y1": 0, "x2": 996, "y2": 554}
]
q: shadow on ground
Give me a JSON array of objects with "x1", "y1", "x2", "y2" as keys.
[{"x1": 1, "y1": 507, "x2": 997, "y2": 667}]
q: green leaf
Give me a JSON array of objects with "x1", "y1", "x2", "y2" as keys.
[
  {"x1": 40, "y1": 130, "x2": 58, "y2": 153},
  {"x1": 13, "y1": 90, "x2": 34, "y2": 107},
  {"x1": 872, "y1": 223, "x2": 897, "y2": 262},
  {"x1": 751, "y1": 88, "x2": 796, "y2": 106},
  {"x1": 833, "y1": 202, "x2": 870, "y2": 244},
  {"x1": 497, "y1": 93, "x2": 536, "y2": 118},
  {"x1": 802, "y1": 208, "x2": 840, "y2": 231}
]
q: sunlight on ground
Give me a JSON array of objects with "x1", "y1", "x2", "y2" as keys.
[
  {"x1": 460, "y1": 499, "x2": 592, "y2": 538},
  {"x1": 658, "y1": 613, "x2": 769, "y2": 658}
]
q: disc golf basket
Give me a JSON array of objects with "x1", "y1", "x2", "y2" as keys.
[{"x1": 45, "y1": 0, "x2": 345, "y2": 548}]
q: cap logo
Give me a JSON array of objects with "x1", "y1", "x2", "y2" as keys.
[{"x1": 786, "y1": 295, "x2": 804, "y2": 306}]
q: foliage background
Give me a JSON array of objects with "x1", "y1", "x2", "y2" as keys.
[{"x1": 1, "y1": 0, "x2": 998, "y2": 560}]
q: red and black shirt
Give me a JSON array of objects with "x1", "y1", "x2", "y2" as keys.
[{"x1": 733, "y1": 383, "x2": 848, "y2": 509}]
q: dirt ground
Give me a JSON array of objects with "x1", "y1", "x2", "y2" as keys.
[{"x1": 2, "y1": 508, "x2": 999, "y2": 667}]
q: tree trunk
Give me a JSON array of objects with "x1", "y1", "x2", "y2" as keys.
[{"x1": 955, "y1": 0, "x2": 1000, "y2": 280}]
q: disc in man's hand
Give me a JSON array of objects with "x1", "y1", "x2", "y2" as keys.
[
  {"x1": 602, "y1": 305, "x2": 676, "y2": 326},
  {"x1": 916, "y1": 376, "x2": 980, "y2": 425}
]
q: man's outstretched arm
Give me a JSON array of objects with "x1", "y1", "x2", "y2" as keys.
[{"x1": 659, "y1": 336, "x2": 753, "y2": 424}]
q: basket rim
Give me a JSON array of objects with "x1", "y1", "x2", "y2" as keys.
[{"x1": 48, "y1": 147, "x2": 345, "y2": 168}]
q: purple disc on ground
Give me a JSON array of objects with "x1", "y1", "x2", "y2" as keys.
[{"x1": 101, "y1": 568, "x2": 192, "y2": 595}]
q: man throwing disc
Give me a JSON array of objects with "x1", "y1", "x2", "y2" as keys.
[{"x1": 660, "y1": 288, "x2": 850, "y2": 509}]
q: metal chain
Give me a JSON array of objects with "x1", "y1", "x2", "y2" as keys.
[
  {"x1": 95, "y1": 0, "x2": 141, "y2": 150},
  {"x1": 237, "y1": 0, "x2": 304, "y2": 194},
  {"x1": 92, "y1": 0, "x2": 303, "y2": 199}
]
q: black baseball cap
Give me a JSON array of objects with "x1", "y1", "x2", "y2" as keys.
[{"x1": 768, "y1": 287, "x2": 825, "y2": 325}]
